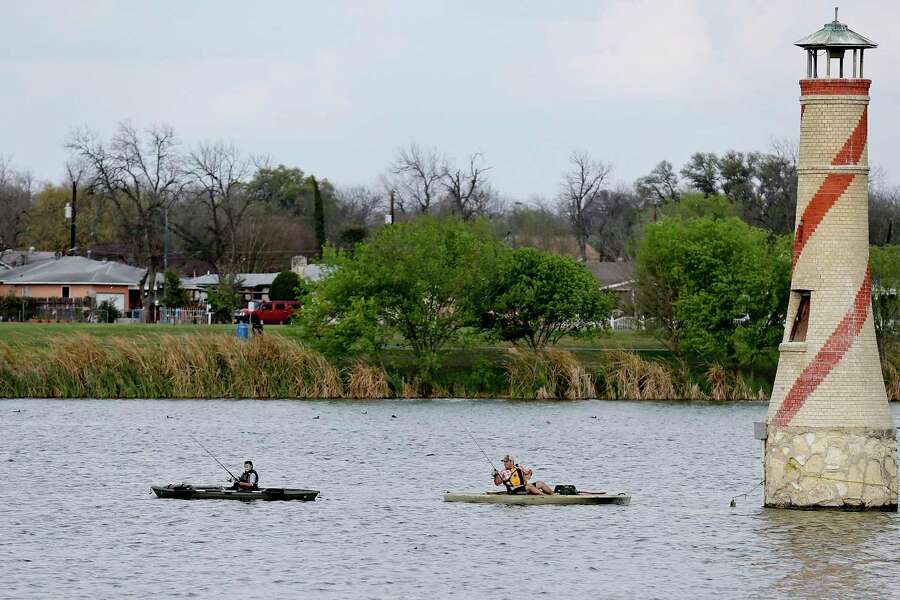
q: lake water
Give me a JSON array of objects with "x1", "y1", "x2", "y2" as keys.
[{"x1": 3, "y1": 398, "x2": 900, "y2": 599}]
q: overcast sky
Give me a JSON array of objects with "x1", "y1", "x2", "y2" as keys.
[{"x1": 3, "y1": 1, "x2": 900, "y2": 199}]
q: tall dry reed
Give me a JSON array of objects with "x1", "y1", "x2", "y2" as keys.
[
  {"x1": 602, "y1": 350, "x2": 680, "y2": 400},
  {"x1": 345, "y1": 361, "x2": 392, "y2": 399},
  {"x1": 505, "y1": 347, "x2": 595, "y2": 399},
  {"x1": 601, "y1": 351, "x2": 763, "y2": 400},
  {"x1": 883, "y1": 353, "x2": 900, "y2": 401},
  {"x1": 0, "y1": 334, "x2": 343, "y2": 399}
]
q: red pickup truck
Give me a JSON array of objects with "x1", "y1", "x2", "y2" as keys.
[{"x1": 234, "y1": 300, "x2": 299, "y2": 325}]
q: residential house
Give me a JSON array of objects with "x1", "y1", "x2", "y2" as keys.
[
  {"x1": 183, "y1": 259, "x2": 328, "y2": 306},
  {"x1": 0, "y1": 255, "x2": 149, "y2": 312},
  {"x1": 587, "y1": 260, "x2": 636, "y2": 313}
]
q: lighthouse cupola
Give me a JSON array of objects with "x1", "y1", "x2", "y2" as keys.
[{"x1": 795, "y1": 8, "x2": 877, "y2": 78}]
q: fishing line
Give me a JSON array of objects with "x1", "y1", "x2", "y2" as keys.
[
  {"x1": 462, "y1": 423, "x2": 499, "y2": 474},
  {"x1": 729, "y1": 479, "x2": 763, "y2": 507},
  {"x1": 189, "y1": 432, "x2": 240, "y2": 482}
]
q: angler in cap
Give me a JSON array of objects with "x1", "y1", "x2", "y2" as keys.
[
  {"x1": 231, "y1": 460, "x2": 259, "y2": 490},
  {"x1": 493, "y1": 454, "x2": 554, "y2": 495}
]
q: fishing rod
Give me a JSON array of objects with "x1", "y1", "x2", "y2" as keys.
[
  {"x1": 462, "y1": 423, "x2": 500, "y2": 474},
  {"x1": 189, "y1": 434, "x2": 241, "y2": 482}
]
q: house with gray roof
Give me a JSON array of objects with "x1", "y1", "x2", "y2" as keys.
[{"x1": 0, "y1": 256, "x2": 150, "y2": 312}]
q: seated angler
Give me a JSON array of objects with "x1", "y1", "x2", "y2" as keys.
[
  {"x1": 493, "y1": 454, "x2": 554, "y2": 495},
  {"x1": 232, "y1": 460, "x2": 259, "y2": 490}
]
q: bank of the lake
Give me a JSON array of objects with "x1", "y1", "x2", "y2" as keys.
[{"x1": 0, "y1": 323, "x2": 777, "y2": 400}]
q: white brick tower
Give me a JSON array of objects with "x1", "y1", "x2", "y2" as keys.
[{"x1": 764, "y1": 11, "x2": 897, "y2": 510}]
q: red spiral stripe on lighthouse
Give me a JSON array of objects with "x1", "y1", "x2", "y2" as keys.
[
  {"x1": 791, "y1": 174, "x2": 854, "y2": 267},
  {"x1": 832, "y1": 107, "x2": 868, "y2": 166},
  {"x1": 772, "y1": 269, "x2": 872, "y2": 426}
]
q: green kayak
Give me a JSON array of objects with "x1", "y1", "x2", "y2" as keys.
[
  {"x1": 443, "y1": 491, "x2": 630, "y2": 505},
  {"x1": 152, "y1": 484, "x2": 319, "y2": 501}
]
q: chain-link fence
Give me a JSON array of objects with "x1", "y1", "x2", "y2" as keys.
[{"x1": 0, "y1": 297, "x2": 95, "y2": 322}]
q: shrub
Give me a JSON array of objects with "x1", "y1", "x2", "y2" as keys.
[
  {"x1": 96, "y1": 301, "x2": 120, "y2": 323},
  {"x1": 270, "y1": 270, "x2": 302, "y2": 301}
]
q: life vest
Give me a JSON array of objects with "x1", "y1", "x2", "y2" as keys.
[
  {"x1": 239, "y1": 469, "x2": 259, "y2": 489},
  {"x1": 503, "y1": 465, "x2": 527, "y2": 494}
]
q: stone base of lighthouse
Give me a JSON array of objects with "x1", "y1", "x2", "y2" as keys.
[{"x1": 764, "y1": 426, "x2": 898, "y2": 510}]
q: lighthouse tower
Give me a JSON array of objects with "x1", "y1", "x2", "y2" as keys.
[{"x1": 764, "y1": 11, "x2": 898, "y2": 510}]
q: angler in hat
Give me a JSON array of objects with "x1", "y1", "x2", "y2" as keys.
[{"x1": 493, "y1": 454, "x2": 554, "y2": 495}]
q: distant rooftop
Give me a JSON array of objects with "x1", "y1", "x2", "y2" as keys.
[
  {"x1": 0, "y1": 249, "x2": 57, "y2": 270},
  {"x1": 587, "y1": 261, "x2": 634, "y2": 289},
  {"x1": 184, "y1": 265, "x2": 330, "y2": 289},
  {"x1": 0, "y1": 256, "x2": 147, "y2": 286},
  {"x1": 185, "y1": 273, "x2": 279, "y2": 289}
]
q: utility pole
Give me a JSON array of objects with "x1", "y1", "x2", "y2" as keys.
[
  {"x1": 163, "y1": 206, "x2": 169, "y2": 271},
  {"x1": 69, "y1": 180, "x2": 77, "y2": 255},
  {"x1": 389, "y1": 189, "x2": 395, "y2": 224}
]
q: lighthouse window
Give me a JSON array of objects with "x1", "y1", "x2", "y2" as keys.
[{"x1": 790, "y1": 293, "x2": 811, "y2": 342}]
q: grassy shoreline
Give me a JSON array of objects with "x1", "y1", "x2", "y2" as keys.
[{"x1": 0, "y1": 324, "x2": 774, "y2": 400}]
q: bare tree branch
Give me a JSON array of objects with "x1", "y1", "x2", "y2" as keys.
[
  {"x1": 558, "y1": 151, "x2": 612, "y2": 262},
  {"x1": 441, "y1": 153, "x2": 497, "y2": 220},
  {"x1": 66, "y1": 122, "x2": 185, "y2": 306},
  {"x1": 387, "y1": 143, "x2": 445, "y2": 214}
]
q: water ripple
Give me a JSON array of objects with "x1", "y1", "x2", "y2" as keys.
[{"x1": 1, "y1": 398, "x2": 899, "y2": 599}]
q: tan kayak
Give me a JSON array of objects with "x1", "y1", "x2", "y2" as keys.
[{"x1": 443, "y1": 491, "x2": 630, "y2": 505}]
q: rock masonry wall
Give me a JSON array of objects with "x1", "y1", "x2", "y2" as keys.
[{"x1": 765, "y1": 427, "x2": 897, "y2": 509}]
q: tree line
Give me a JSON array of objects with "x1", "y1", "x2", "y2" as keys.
[
  {"x1": 0, "y1": 124, "x2": 835, "y2": 274},
  {"x1": 3, "y1": 123, "x2": 900, "y2": 315}
]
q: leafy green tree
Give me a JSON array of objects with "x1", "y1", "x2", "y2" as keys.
[
  {"x1": 162, "y1": 270, "x2": 191, "y2": 308},
  {"x1": 246, "y1": 165, "x2": 335, "y2": 218},
  {"x1": 680, "y1": 152, "x2": 720, "y2": 197},
  {"x1": 717, "y1": 150, "x2": 797, "y2": 235},
  {"x1": 207, "y1": 274, "x2": 243, "y2": 323},
  {"x1": 294, "y1": 217, "x2": 503, "y2": 378},
  {"x1": 336, "y1": 226, "x2": 368, "y2": 250},
  {"x1": 294, "y1": 276, "x2": 315, "y2": 301},
  {"x1": 23, "y1": 183, "x2": 116, "y2": 253},
  {"x1": 478, "y1": 247, "x2": 614, "y2": 349},
  {"x1": 636, "y1": 215, "x2": 790, "y2": 367},
  {"x1": 270, "y1": 270, "x2": 301, "y2": 301},
  {"x1": 871, "y1": 244, "x2": 900, "y2": 357},
  {"x1": 656, "y1": 193, "x2": 737, "y2": 221},
  {"x1": 635, "y1": 160, "x2": 679, "y2": 205}
]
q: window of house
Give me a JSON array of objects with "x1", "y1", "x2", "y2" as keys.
[
  {"x1": 21, "y1": 286, "x2": 31, "y2": 298},
  {"x1": 62, "y1": 286, "x2": 70, "y2": 299},
  {"x1": 789, "y1": 292, "x2": 811, "y2": 342}
]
